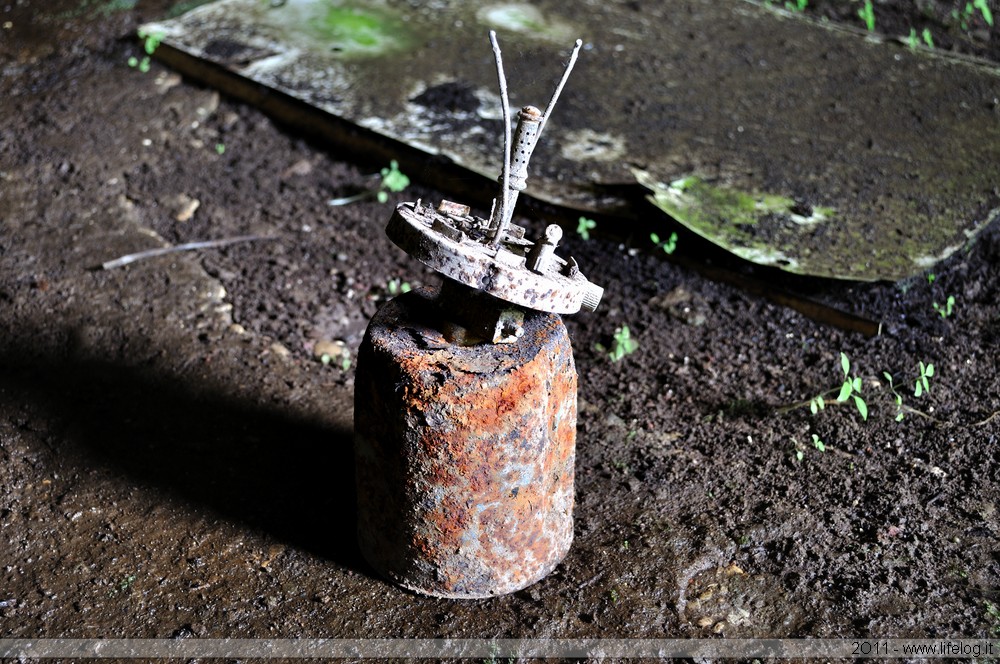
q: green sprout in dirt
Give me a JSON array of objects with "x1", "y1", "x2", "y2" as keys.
[
  {"x1": 650, "y1": 231, "x2": 678, "y2": 255},
  {"x1": 328, "y1": 159, "x2": 410, "y2": 205},
  {"x1": 882, "y1": 361, "x2": 935, "y2": 420},
  {"x1": 882, "y1": 372, "x2": 906, "y2": 421},
  {"x1": 953, "y1": 0, "x2": 994, "y2": 29},
  {"x1": 800, "y1": 352, "x2": 868, "y2": 421},
  {"x1": 596, "y1": 325, "x2": 639, "y2": 362},
  {"x1": 858, "y1": 0, "x2": 875, "y2": 31},
  {"x1": 576, "y1": 216, "x2": 597, "y2": 240},
  {"x1": 785, "y1": 0, "x2": 807, "y2": 12},
  {"x1": 321, "y1": 348, "x2": 352, "y2": 372},
  {"x1": 908, "y1": 27, "x2": 934, "y2": 49},
  {"x1": 914, "y1": 360, "x2": 934, "y2": 397},
  {"x1": 377, "y1": 160, "x2": 410, "y2": 203},
  {"x1": 128, "y1": 28, "x2": 164, "y2": 73},
  {"x1": 811, "y1": 433, "x2": 826, "y2": 452},
  {"x1": 386, "y1": 278, "x2": 411, "y2": 296},
  {"x1": 215, "y1": 143, "x2": 226, "y2": 155},
  {"x1": 932, "y1": 295, "x2": 955, "y2": 319}
]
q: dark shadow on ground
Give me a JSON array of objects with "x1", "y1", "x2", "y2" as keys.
[{"x1": 0, "y1": 333, "x2": 365, "y2": 573}]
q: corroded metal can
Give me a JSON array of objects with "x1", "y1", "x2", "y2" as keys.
[{"x1": 354, "y1": 285, "x2": 577, "y2": 599}]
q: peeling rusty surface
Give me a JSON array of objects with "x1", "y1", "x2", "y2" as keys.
[{"x1": 354, "y1": 286, "x2": 576, "y2": 598}]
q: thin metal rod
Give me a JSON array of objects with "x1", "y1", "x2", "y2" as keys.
[
  {"x1": 536, "y1": 38, "x2": 583, "y2": 142},
  {"x1": 101, "y1": 235, "x2": 273, "y2": 270},
  {"x1": 488, "y1": 29, "x2": 512, "y2": 243}
]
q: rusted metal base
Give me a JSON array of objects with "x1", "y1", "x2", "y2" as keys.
[{"x1": 354, "y1": 286, "x2": 576, "y2": 599}]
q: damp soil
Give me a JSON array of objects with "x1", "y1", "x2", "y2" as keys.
[{"x1": 1, "y1": 0, "x2": 999, "y2": 652}]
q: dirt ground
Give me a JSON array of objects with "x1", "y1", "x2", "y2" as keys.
[{"x1": 2, "y1": 0, "x2": 999, "y2": 654}]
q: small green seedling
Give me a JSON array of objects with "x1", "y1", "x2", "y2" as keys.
[
  {"x1": 882, "y1": 372, "x2": 906, "y2": 421},
  {"x1": 215, "y1": 143, "x2": 226, "y2": 155},
  {"x1": 932, "y1": 295, "x2": 955, "y2": 319},
  {"x1": 914, "y1": 361, "x2": 934, "y2": 397},
  {"x1": 321, "y1": 348, "x2": 352, "y2": 372},
  {"x1": 377, "y1": 160, "x2": 410, "y2": 203},
  {"x1": 908, "y1": 28, "x2": 934, "y2": 48},
  {"x1": 926, "y1": 272, "x2": 936, "y2": 284},
  {"x1": 974, "y1": 0, "x2": 994, "y2": 26},
  {"x1": 329, "y1": 159, "x2": 410, "y2": 205},
  {"x1": 386, "y1": 278, "x2": 412, "y2": 296},
  {"x1": 128, "y1": 29, "x2": 164, "y2": 73},
  {"x1": 597, "y1": 325, "x2": 639, "y2": 362},
  {"x1": 954, "y1": 0, "x2": 994, "y2": 29},
  {"x1": 784, "y1": 0, "x2": 807, "y2": 11},
  {"x1": 576, "y1": 216, "x2": 597, "y2": 240},
  {"x1": 811, "y1": 434, "x2": 826, "y2": 453},
  {"x1": 836, "y1": 353, "x2": 868, "y2": 420},
  {"x1": 808, "y1": 353, "x2": 867, "y2": 420},
  {"x1": 858, "y1": 0, "x2": 875, "y2": 31},
  {"x1": 650, "y1": 231, "x2": 678, "y2": 255}
]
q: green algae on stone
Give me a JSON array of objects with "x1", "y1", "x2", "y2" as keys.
[
  {"x1": 307, "y1": 5, "x2": 408, "y2": 55},
  {"x1": 634, "y1": 167, "x2": 998, "y2": 281},
  {"x1": 635, "y1": 168, "x2": 841, "y2": 277}
]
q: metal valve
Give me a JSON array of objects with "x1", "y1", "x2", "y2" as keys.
[{"x1": 384, "y1": 31, "x2": 603, "y2": 343}]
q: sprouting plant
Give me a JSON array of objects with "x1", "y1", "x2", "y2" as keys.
[
  {"x1": 597, "y1": 325, "x2": 639, "y2": 362},
  {"x1": 650, "y1": 231, "x2": 678, "y2": 255},
  {"x1": 974, "y1": 0, "x2": 994, "y2": 26},
  {"x1": 377, "y1": 160, "x2": 410, "y2": 203},
  {"x1": 320, "y1": 347, "x2": 352, "y2": 371},
  {"x1": 836, "y1": 353, "x2": 868, "y2": 420},
  {"x1": 811, "y1": 433, "x2": 826, "y2": 452},
  {"x1": 858, "y1": 0, "x2": 875, "y2": 31},
  {"x1": 576, "y1": 216, "x2": 597, "y2": 240},
  {"x1": 882, "y1": 372, "x2": 906, "y2": 421},
  {"x1": 954, "y1": 0, "x2": 993, "y2": 29},
  {"x1": 386, "y1": 278, "x2": 412, "y2": 296},
  {"x1": 215, "y1": 143, "x2": 226, "y2": 155},
  {"x1": 329, "y1": 159, "x2": 410, "y2": 205},
  {"x1": 107, "y1": 574, "x2": 137, "y2": 598},
  {"x1": 608, "y1": 588, "x2": 620, "y2": 605},
  {"x1": 128, "y1": 28, "x2": 164, "y2": 73},
  {"x1": 932, "y1": 295, "x2": 955, "y2": 319},
  {"x1": 914, "y1": 361, "x2": 934, "y2": 397},
  {"x1": 926, "y1": 272, "x2": 936, "y2": 284},
  {"x1": 785, "y1": 0, "x2": 807, "y2": 10},
  {"x1": 804, "y1": 353, "x2": 867, "y2": 420},
  {"x1": 909, "y1": 27, "x2": 934, "y2": 48}
]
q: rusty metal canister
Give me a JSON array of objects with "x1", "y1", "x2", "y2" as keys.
[{"x1": 354, "y1": 285, "x2": 577, "y2": 599}]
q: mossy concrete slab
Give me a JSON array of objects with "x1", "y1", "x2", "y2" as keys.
[{"x1": 145, "y1": 0, "x2": 1000, "y2": 281}]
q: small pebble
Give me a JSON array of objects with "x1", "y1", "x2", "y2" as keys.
[
  {"x1": 313, "y1": 339, "x2": 346, "y2": 361},
  {"x1": 269, "y1": 342, "x2": 292, "y2": 359},
  {"x1": 174, "y1": 196, "x2": 200, "y2": 222}
]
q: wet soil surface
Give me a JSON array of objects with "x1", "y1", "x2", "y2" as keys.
[{"x1": 2, "y1": 0, "x2": 999, "y2": 650}]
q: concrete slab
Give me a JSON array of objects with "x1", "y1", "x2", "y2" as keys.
[{"x1": 143, "y1": 0, "x2": 1000, "y2": 280}]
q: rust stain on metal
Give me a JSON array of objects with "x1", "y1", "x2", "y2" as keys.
[{"x1": 355, "y1": 286, "x2": 576, "y2": 598}]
